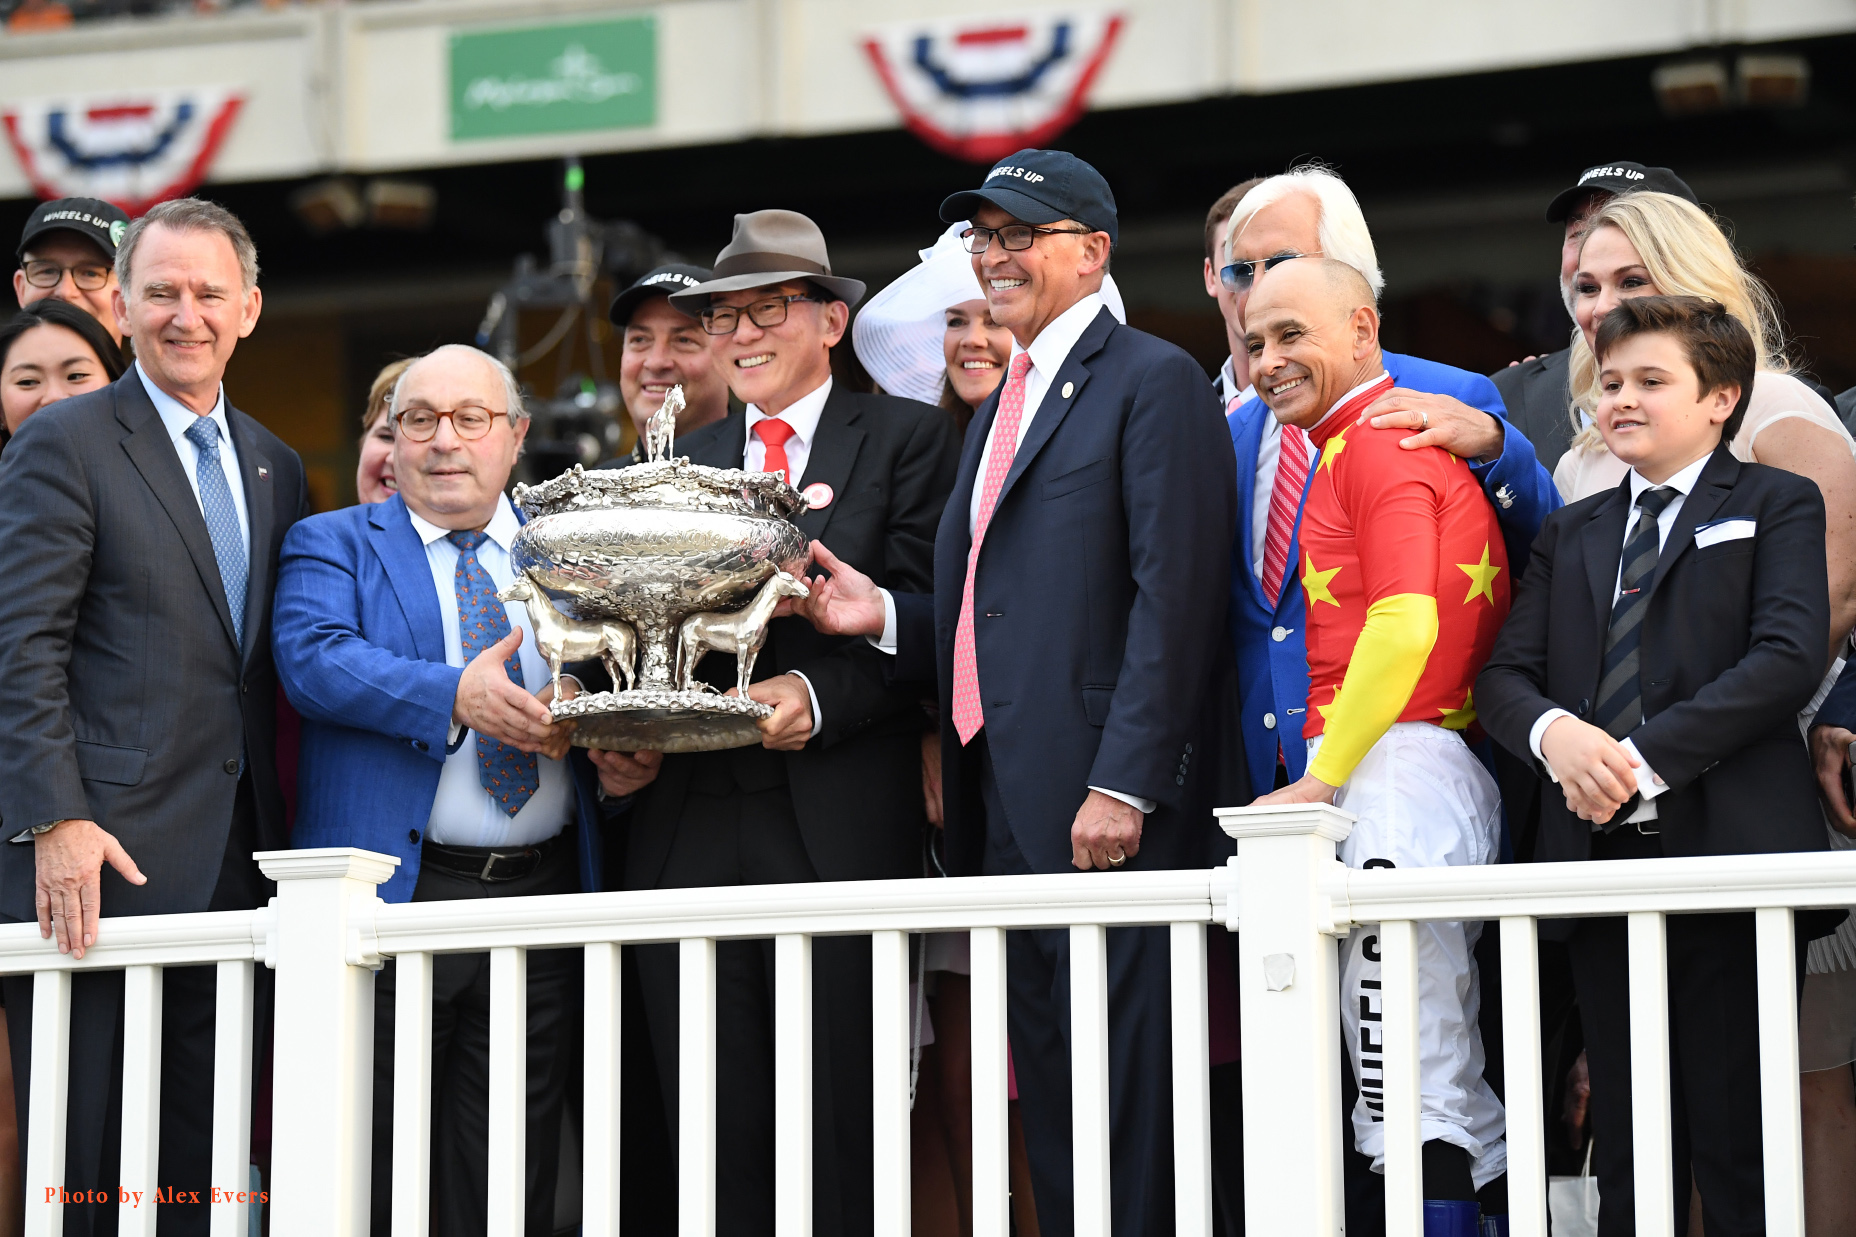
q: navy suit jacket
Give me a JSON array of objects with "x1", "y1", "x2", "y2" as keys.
[
  {"x1": 271, "y1": 494, "x2": 604, "y2": 903},
  {"x1": 892, "y1": 307, "x2": 1240, "y2": 875},
  {"x1": 1225, "y1": 351, "x2": 1559, "y2": 797}
]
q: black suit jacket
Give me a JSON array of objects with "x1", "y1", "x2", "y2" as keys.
[
  {"x1": 616, "y1": 385, "x2": 959, "y2": 886},
  {"x1": 893, "y1": 307, "x2": 1242, "y2": 876},
  {"x1": 1476, "y1": 447, "x2": 1829, "y2": 862},
  {"x1": 0, "y1": 369, "x2": 308, "y2": 918},
  {"x1": 1491, "y1": 348, "x2": 1575, "y2": 476}
]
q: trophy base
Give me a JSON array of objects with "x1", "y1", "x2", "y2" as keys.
[{"x1": 553, "y1": 689, "x2": 772, "y2": 754}]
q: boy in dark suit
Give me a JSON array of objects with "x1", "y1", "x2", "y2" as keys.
[{"x1": 1477, "y1": 296, "x2": 1830, "y2": 1235}]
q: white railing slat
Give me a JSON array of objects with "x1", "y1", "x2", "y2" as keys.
[
  {"x1": 118, "y1": 965, "x2": 163, "y2": 1237},
  {"x1": 774, "y1": 934, "x2": 812, "y2": 1237},
  {"x1": 871, "y1": 930, "x2": 911, "y2": 1237},
  {"x1": 486, "y1": 947, "x2": 527, "y2": 1237},
  {"x1": 209, "y1": 959, "x2": 255, "y2": 1237},
  {"x1": 1169, "y1": 922, "x2": 1212, "y2": 1237},
  {"x1": 1378, "y1": 919, "x2": 1422, "y2": 1237},
  {"x1": 1069, "y1": 924, "x2": 1111, "y2": 1237},
  {"x1": 680, "y1": 937, "x2": 717, "y2": 1237},
  {"x1": 969, "y1": 927, "x2": 1010, "y2": 1237},
  {"x1": 392, "y1": 951, "x2": 434, "y2": 1237},
  {"x1": 24, "y1": 968, "x2": 70, "y2": 1237},
  {"x1": 1755, "y1": 907, "x2": 1805, "y2": 1236},
  {"x1": 1498, "y1": 917, "x2": 1547, "y2": 1237},
  {"x1": 1627, "y1": 911, "x2": 1675, "y2": 1237},
  {"x1": 582, "y1": 943, "x2": 622, "y2": 1237}
]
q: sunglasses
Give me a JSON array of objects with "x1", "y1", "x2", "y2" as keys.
[{"x1": 1217, "y1": 250, "x2": 1320, "y2": 292}]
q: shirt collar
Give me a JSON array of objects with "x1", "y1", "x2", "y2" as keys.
[
  {"x1": 1307, "y1": 370, "x2": 1392, "y2": 436},
  {"x1": 746, "y1": 376, "x2": 833, "y2": 446},
  {"x1": 407, "y1": 492, "x2": 520, "y2": 551},
  {"x1": 1628, "y1": 450, "x2": 1714, "y2": 504},
  {"x1": 1013, "y1": 291, "x2": 1107, "y2": 381},
  {"x1": 137, "y1": 359, "x2": 228, "y2": 443}
]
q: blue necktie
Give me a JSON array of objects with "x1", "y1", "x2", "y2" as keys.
[
  {"x1": 448, "y1": 530, "x2": 539, "y2": 817},
  {"x1": 183, "y1": 417, "x2": 248, "y2": 648}
]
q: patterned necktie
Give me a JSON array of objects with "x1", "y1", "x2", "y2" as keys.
[
  {"x1": 952, "y1": 353, "x2": 1036, "y2": 744},
  {"x1": 183, "y1": 417, "x2": 248, "y2": 647},
  {"x1": 448, "y1": 530, "x2": 538, "y2": 817},
  {"x1": 754, "y1": 417, "x2": 797, "y2": 482},
  {"x1": 1260, "y1": 424, "x2": 1311, "y2": 605},
  {"x1": 1592, "y1": 486, "x2": 1677, "y2": 828}
]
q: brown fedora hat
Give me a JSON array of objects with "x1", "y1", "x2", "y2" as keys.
[{"x1": 669, "y1": 209, "x2": 866, "y2": 311}]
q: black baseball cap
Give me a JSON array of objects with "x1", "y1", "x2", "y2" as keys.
[
  {"x1": 940, "y1": 149, "x2": 1118, "y2": 245},
  {"x1": 608, "y1": 263, "x2": 712, "y2": 326},
  {"x1": 17, "y1": 197, "x2": 130, "y2": 262},
  {"x1": 1546, "y1": 162, "x2": 1698, "y2": 223}
]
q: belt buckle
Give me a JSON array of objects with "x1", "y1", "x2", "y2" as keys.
[
  {"x1": 1636, "y1": 820, "x2": 1660, "y2": 836},
  {"x1": 480, "y1": 852, "x2": 503, "y2": 881}
]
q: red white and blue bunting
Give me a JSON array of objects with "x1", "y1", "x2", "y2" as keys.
[
  {"x1": 862, "y1": 9, "x2": 1125, "y2": 164},
  {"x1": 2, "y1": 87, "x2": 245, "y2": 215}
]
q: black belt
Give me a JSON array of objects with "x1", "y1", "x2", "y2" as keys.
[{"x1": 421, "y1": 832, "x2": 563, "y2": 883}]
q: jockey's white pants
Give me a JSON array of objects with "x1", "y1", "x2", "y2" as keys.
[{"x1": 1311, "y1": 721, "x2": 1508, "y2": 1189}]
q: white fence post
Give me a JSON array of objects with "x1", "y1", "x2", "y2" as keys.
[
  {"x1": 258, "y1": 847, "x2": 400, "y2": 1237},
  {"x1": 1217, "y1": 803, "x2": 1356, "y2": 1237}
]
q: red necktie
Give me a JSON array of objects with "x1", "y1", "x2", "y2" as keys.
[
  {"x1": 754, "y1": 417, "x2": 796, "y2": 481},
  {"x1": 952, "y1": 353, "x2": 1035, "y2": 744},
  {"x1": 1260, "y1": 423, "x2": 1311, "y2": 605}
]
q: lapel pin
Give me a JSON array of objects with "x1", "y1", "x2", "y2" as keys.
[
  {"x1": 802, "y1": 482, "x2": 834, "y2": 510},
  {"x1": 1061, "y1": 381, "x2": 1074, "y2": 399},
  {"x1": 257, "y1": 467, "x2": 270, "y2": 480}
]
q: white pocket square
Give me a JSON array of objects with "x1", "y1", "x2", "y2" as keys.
[{"x1": 1694, "y1": 518, "x2": 1756, "y2": 548}]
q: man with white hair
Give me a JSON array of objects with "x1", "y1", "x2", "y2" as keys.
[
  {"x1": 1223, "y1": 165, "x2": 1558, "y2": 807},
  {"x1": 273, "y1": 343, "x2": 613, "y2": 1234}
]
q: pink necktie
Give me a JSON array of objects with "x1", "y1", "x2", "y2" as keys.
[
  {"x1": 952, "y1": 353, "x2": 1035, "y2": 744},
  {"x1": 1260, "y1": 424, "x2": 1310, "y2": 605}
]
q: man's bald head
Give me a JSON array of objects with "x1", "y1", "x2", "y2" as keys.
[{"x1": 1244, "y1": 258, "x2": 1383, "y2": 428}]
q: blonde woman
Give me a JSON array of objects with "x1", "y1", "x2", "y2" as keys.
[{"x1": 1555, "y1": 190, "x2": 1856, "y2": 1234}]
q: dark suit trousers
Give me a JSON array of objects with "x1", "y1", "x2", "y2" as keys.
[
  {"x1": 1567, "y1": 827, "x2": 1807, "y2": 1237},
  {"x1": 975, "y1": 735, "x2": 1175, "y2": 1237},
  {"x1": 630, "y1": 752, "x2": 874, "y2": 1237},
  {"x1": 5, "y1": 778, "x2": 271, "y2": 1237},
  {"x1": 368, "y1": 835, "x2": 577, "y2": 1237}
]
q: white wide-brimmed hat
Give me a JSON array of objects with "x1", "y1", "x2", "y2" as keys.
[{"x1": 852, "y1": 223, "x2": 1126, "y2": 405}]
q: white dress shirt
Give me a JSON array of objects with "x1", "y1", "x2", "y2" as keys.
[
  {"x1": 1217, "y1": 355, "x2": 1253, "y2": 411},
  {"x1": 1527, "y1": 451, "x2": 1714, "y2": 824},
  {"x1": 409, "y1": 495, "x2": 574, "y2": 848},
  {"x1": 744, "y1": 376, "x2": 831, "y2": 485},
  {"x1": 743, "y1": 377, "x2": 831, "y2": 739},
  {"x1": 139, "y1": 361, "x2": 250, "y2": 556}
]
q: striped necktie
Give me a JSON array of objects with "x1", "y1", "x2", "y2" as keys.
[
  {"x1": 1260, "y1": 424, "x2": 1311, "y2": 605},
  {"x1": 1591, "y1": 485, "x2": 1677, "y2": 829},
  {"x1": 183, "y1": 417, "x2": 247, "y2": 647}
]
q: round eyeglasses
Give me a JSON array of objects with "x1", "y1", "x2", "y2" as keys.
[{"x1": 393, "y1": 405, "x2": 508, "y2": 442}]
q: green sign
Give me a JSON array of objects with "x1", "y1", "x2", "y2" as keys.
[{"x1": 450, "y1": 17, "x2": 656, "y2": 141}]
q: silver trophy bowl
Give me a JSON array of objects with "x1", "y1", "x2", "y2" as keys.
[{"x1": 501, "y1": 388, "x2": 811, "y2": 753}]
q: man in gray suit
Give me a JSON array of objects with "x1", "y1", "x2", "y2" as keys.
[
  {"x1": 1491, "y1": 160, "x2": 1698, "y2": 475},
  {"x1": 0, "y1": 198, "x2": 307, "y2": 1236}
]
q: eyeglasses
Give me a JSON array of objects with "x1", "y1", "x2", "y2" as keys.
[
  {"x1": 1218, "y1": 250, "x2": 1321, "y2": 292},
  {"x1": 20, "y1": 259, "x2": 112, "y2": 292},
  {"x1": 393, "y1": 405, "x2": 508, "y2": 442},
  {"x1": 699, "y1": 293, "x2": 829, "y2": 336},
  {"x1": 959, "y1": 225, "x2": 1094, "y2": 254}
]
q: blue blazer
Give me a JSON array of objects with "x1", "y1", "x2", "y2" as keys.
[
  {"x1": 271, "y1": 494, "x2": 604, "y2": 903},
  {"x1": 893, "y1": 308, "x2": 1240, "y2": 875},
  {"x1": 1226, "y1": 351, "x2": 1561, "y2": 798}
]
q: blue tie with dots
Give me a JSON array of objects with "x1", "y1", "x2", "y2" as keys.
[
  {"x1": 448, "y1": 530, "x2": 538, "y2": 817},
  {"x1": 183, "y1": 417, "x2": 247, "y2": 648}
]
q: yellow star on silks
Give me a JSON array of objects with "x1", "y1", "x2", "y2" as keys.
[
  {"x1": 1318, "y1": 432, "x2": 1347, "y2": 473},
  {"x1": 1457, "y1": 542, "x2": 1501, "y2": 605},
  {"x1": 1438, "y1": 689, "x2": 1476, "y2": 730},
  {"x1": 1316, "y1": 683, "x2": 1344, "y2": 723},
  {"x1": 1301, "y1": 552, "x2": 1342, "y2": 607}
]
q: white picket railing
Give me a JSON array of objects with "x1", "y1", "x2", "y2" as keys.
[{"x1": 0, "y1": 804, "x2": 1851, "y2": 1236}]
